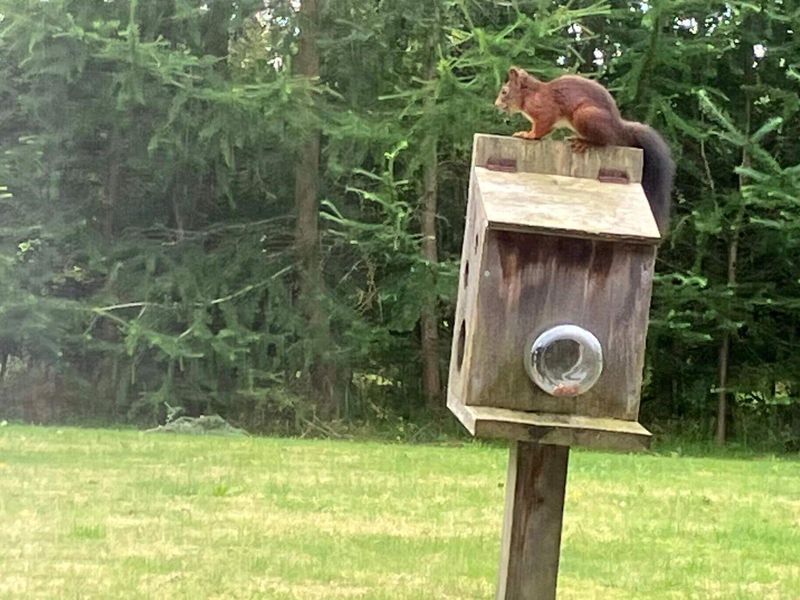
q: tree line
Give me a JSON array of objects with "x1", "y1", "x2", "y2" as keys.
[{"x1": 0, "y1": 0, "x2": 798, "y2": 447}]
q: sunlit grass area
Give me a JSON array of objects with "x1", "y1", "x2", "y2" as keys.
[{"x1": 1, "y1": 425, "x2": 798, "y2": 599}]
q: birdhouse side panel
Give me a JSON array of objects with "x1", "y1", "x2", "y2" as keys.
[
  {"x1": 447, "y1": 168, "x2": 489, "y2": 411},
  {"x1": 466, "y1": 230, "x2": 655, "y2": 420}
]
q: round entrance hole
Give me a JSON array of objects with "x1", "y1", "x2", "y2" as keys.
[{"x1": 524, "y1": 325, "x2": 603, "y2": 397}]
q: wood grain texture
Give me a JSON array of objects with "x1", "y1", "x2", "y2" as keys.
[
  {"x1": 472, "y1": 134, "x2": 644, "y2": 183},
  {"x1": 447, "y1": 399, "x2": 651, "y2": 451},
  {"x1": 496, "y1": 442, "x2": 569, "y2": 600},
  {"x1": 446, "y1": 167, "x2": 488, "y2": 412},
  {"x1": 476, "y1": 167, "x2": 660, "y2": 243},
  {"x1": 468, "y1": 231, "x2": 656, "y2": 419}
]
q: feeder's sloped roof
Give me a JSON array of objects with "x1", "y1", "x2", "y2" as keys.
[{"x1": 474, "y1": 166, "x2": 661, "y2": 243}]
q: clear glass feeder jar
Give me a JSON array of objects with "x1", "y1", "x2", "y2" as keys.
[{"x1": 525, "y1": 324, "x2": 603, "y2": 397}]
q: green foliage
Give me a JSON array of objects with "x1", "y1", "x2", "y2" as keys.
[
  {"x1": 1, "y1": 0, "x2": 799, "y2": 443},
  {"x1": 0, "y1": 0, "x2": 310, "y2": 427},
  {"x1": 628, "y1": 0, "x2": 800, "y2": 438}
]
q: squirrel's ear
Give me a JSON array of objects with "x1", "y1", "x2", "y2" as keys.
[{"x1": 507, "y1": 66, "x2": 521, "y2": 81}]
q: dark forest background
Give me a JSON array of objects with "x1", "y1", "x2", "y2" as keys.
[{"x1": 1, "y1": 0, "x2": 799, "y2": 448}]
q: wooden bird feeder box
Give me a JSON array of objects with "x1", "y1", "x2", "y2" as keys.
[
  {"x1": 448, "y1": 134, "x2": 662, "y2": 599},
  {"x1": 448, "y1": 133, "x2": 660, "y2": 453}
]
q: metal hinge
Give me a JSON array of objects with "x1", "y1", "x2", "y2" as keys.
[
  {"x1": 597, "y1": 168, "x2": 630, "y2": 184},
  {"x1": 486, "y1": 157, "x2": 517, "y2": 172}
]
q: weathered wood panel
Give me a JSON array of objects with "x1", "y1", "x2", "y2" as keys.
[
  {"x1": 496, "y1": 442, "x2": 569, "y2": 600},
  {"x1": 447, "y1": 167, "x2": 489, "y2": 410},
  {"x1": 472, "y1": 133, "x2": 644, "y2": 183},
  {"x1": 476, "y1": 167, "x2": 660, "y2": 243},
  {"x1": 447, "y1": 400, "x2": 651, "y2": 451},
  {"x1": 467, "y1": 230, "x2": 655, "y2": 419}
]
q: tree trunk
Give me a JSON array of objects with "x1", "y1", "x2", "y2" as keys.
[
  {"x1": 102, "y1": 124, "x2": 121, "y2": 240},
  {"x1": 293, "y1": 0, "x2": 337, "y2": 420},
  {"x1": 419, "y1": 17, "x2": 442, "y2": 410},
  {"x1": 715, "y1": 325, "x2": 731, "y2": 445},
  {"x1": 420, "y1": 136, "x2": 441, "y2": 408},
  {"x1": 716, "y1": 95, "x2": 751, "y2": 446}
]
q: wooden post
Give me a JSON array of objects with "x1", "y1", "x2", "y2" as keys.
[
  {"x1": 445, "y1": 136, "x2": 658, "y2": 597},
  {"x1": 497, "y1": 441, "x2": 570, "y2": 600}
]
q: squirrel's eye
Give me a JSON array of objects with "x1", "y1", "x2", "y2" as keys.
[{"x1": 501, "y1": 90, "x2": 507, "y2": 96}]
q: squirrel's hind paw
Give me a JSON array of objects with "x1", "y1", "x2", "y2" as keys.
[{"x1": 568, "y1": 137, "x2": 597, "y2": 153}]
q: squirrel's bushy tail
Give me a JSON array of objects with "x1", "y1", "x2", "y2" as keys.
[{"x1": 624, "y1": 122, "x2": 675, "y2": 237}]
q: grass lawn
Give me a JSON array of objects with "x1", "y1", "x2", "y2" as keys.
[{"x1": 0, "y1": 425, "x2": 798, "y2": 599}]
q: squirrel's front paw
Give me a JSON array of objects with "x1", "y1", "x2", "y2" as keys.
[{"x1": 513, "y1": 131, "x2": 536, "y2": 140}]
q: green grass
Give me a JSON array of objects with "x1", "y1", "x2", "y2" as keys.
[{"x1": 0, "y1": 425, "x2": 798, "y2": 599}]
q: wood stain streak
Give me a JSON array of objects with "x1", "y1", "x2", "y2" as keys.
[
  {"x1": 471, "y1": 230, "x2": 655, "y2": 420},
  {"x1": 497, "y1": 442, "x2": 569, "y2": 599}
]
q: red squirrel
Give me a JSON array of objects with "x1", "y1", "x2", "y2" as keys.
[{"x1": 495, "y1": 66, "x2": 675, "y2": 235}]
